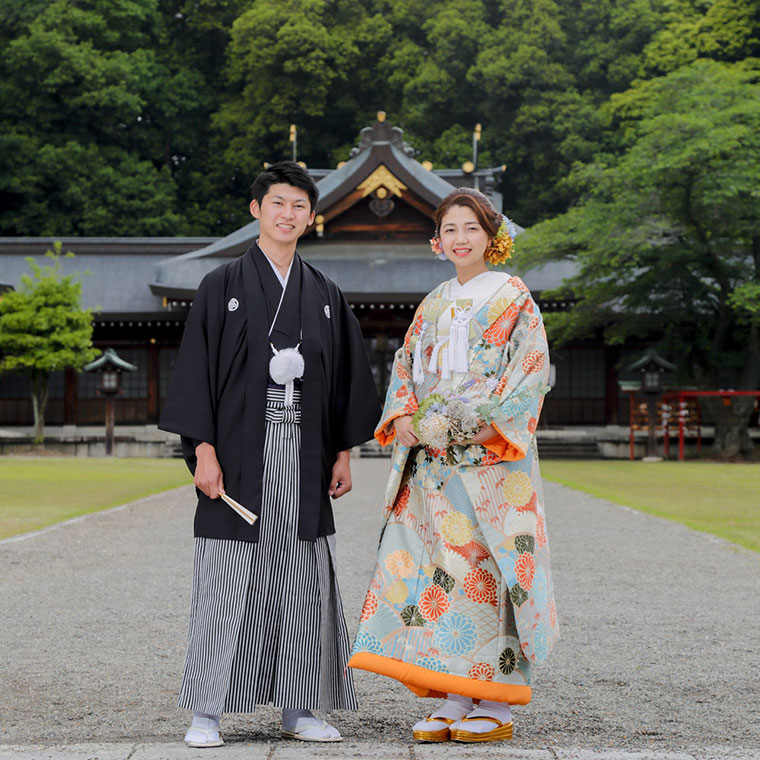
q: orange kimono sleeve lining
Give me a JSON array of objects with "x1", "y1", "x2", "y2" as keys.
[
  {"x1": 482, "y1": 425, "x2": 525, "y2": 462},
  {"x1": 374, "y1": 402, "x2": 419, "y2": 447},
  {"x1": 348, "y1": 652, "x2": 531, "y2": 705}
]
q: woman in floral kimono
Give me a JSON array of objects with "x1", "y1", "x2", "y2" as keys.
[{"x1": 349, "y1": 188, "x2": 559, "y2": 743}]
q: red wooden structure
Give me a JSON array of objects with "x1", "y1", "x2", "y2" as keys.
[
  {"x1": 661, "y1": 390, "x2": 760, "y2": 461},
  {"x1": 623, "y1": 388, "x2": 760, "y2": 460}
]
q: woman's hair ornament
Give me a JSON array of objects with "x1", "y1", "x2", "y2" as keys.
[
  {"x1": 483, "y1": 214, "x2": 517, "y2": 266},
  {"x1": 429, "y1": 236, "x2": 448, "y2": 261}
]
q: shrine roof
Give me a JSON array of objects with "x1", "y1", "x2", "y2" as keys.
[{"x1": 148, "y1": 117, "x2": 509, "y2": 297}]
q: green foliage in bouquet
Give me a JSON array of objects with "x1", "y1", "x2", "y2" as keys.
[{"x1": 411, "y1": 394, "x2": 450, "y2": 449}]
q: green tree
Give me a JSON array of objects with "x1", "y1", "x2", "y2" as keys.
[
  {"x1": 0, "y1": 0, "x2": 195, "y2": 235},
  {"x1": 387, "y1": 0, "x2": 666, "y2": 224},
  {"x1": 0, "y1": 243, "x2": 99, "y2": 443},
  {"x1": 641, "y1": 0, "x2": 760, "y2": 75},
  {"x1": 514, "y1": 60, "x2": 760, "y2": 457},
  {"x1": 155, "y1": 0, "x2": 253, "y2": 233},
  {"x1": 5, "y1": 0, "x2": 750, "y2": 239},
  {"x1": 215, "y1": 0, "x2": 393, "y2": 181}
]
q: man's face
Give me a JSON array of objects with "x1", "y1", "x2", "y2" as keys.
[{"x1": 250, "y1": 183, "x2": 315, "y2": 246}]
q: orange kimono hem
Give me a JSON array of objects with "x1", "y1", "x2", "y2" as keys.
[{"x1": 348, "y1": 652, "x2": 532, "y2": 705}]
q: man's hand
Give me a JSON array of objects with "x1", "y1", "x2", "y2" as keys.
[
  {"x1": 194, "y1": 442, "x2": 225, "y2": 499},
  {"x1": 329, "y1": 450, "x2": 352, "y2": 499},
  {"x1": 393, "y1": 415, "x2": 419, "y2": 447}
]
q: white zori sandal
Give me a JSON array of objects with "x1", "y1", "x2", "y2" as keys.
[
  {"x1": 184, "y1": 715, "x2": 224, "y2": 748},
  {"x1": 281, "y1": 716, "x2": 343, "y2": 742}
]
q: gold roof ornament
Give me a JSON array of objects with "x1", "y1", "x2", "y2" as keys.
[
  {"x1": 357, "y1": 164, "x2": 407, "y2": 198},
  {"x1": 421, "y1": 160, "x2": 433, "y2": 171},
  {"x1": 377, "y1": 111, "x2": 386, "y2": 122}
]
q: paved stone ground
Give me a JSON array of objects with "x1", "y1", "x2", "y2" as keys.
[{"x1": 1, "y1": 459, "x2": 758, "y2": 759}]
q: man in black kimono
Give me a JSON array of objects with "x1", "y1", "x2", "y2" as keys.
[{"x1": 160, "y1": 161, "x2": 380, "y2": 746}]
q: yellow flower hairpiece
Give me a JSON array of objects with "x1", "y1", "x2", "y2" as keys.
[{"x1": 484, "y1": 215, "x2": 515, "y2": 266}]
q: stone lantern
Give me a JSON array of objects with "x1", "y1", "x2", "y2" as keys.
[
  {"x1": 627, "y1": 349, "x2": 676, "y2": 460},
  {"x1": 84, "y1": 348, "x2": 137, "y2": 456}
]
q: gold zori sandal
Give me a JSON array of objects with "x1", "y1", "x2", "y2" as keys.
[
  {"x1": 450, "y1": 715, "x2": 514, "y2": 743},
  {"x1": 412, "y1": 714, "x2": 456, "y2": 742}
]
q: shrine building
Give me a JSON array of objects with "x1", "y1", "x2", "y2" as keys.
[{"x1": 0, "y1": 115, "x2": 630, "y2": 431}]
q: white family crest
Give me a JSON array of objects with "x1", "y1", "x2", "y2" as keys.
[
  {"x1": 324, "y1": 305, "x2": 331, "y2": 319},
  {"x1": 227, "y1": 298, "x2": 239, "y2": 312}
]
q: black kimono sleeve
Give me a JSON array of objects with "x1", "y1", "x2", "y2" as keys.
[
  {"x1": 331, "y1": 292, "x2": 381, "y2": 452},
  {"x1": 158, "y1": 276, "x2": 218, "y2": 474}
]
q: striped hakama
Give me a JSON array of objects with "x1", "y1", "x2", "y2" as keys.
[{"x1": 178, "y1": 387, "x2": 357, "y2": 715}]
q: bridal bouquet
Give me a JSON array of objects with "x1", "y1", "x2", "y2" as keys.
[{"x1": 411, "y1": 394, "x2": 501, "y2": 449}]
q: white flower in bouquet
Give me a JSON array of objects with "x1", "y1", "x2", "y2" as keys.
[
  {"x1": 417, "y1": 412, "x2": 451, "y2": 449},
  {"x1": 446, "y1": 398, "x2": 481, "y2": 442}
]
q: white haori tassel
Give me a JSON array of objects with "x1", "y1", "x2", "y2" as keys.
[
  {"x1": 412, "y1": 324, "x2": 427, "y2": 384},
  {"x1": 269, "y1": 344, "x2": 304, "y2": 406},
  {"x1": 449, "y1": 305, "x2": 473, "y2": 373}
]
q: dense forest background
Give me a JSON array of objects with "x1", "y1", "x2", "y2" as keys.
[{"x1": 1, "y1": 0, "x2": 757, "y2": 237}]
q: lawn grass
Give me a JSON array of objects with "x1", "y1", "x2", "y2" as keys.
[
  {"x1": 0, "y1": 457, "x2": 191, "y2": 540},
  {"x1": 541, "y1": 460, "x2": 760, "y2": 552}
]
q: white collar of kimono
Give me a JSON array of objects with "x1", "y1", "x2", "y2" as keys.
[
  {"x1": 259, "y1": 244, "x2": 293, "y2": 289},
  {"x1": 448, "y1": 270, "x2": 508, "y2": 302}
]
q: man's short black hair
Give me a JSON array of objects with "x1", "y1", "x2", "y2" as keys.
[{"x1": 250, "y1": 161, "x2": 319, "y2": 211}]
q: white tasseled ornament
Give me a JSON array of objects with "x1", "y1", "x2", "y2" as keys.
[
  {"x1": 449, "y1": 305, "x2": 473, "y2": 374},
  {"x1": 412, "y1": 324, "x2": 428, "y2": 384},
  {"x1": 441, "y1": 347, "x2": 451, "y2": 379},
  {"x1": 429, "y1": 337, "x2": 448, "y2": 374},
  {"x1": 269, "y1": 346, "x2": 304, "y2": 385}
]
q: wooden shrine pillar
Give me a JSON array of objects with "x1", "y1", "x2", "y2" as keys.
[
  {"x1": 64, "y1": 368, "x2": 78, "y2": 425},
  {"x1": 604, "y1": 345, "x2": 619, "y2": 425}
]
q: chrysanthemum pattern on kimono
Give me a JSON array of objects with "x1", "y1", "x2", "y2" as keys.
[{"x1": 349, "y1": 271, "x2": 558, "y2": 704}]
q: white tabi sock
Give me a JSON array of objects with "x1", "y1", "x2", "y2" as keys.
[
  {"x1": 282, "y1": 708, "x2": 341, "y2": 740},
  {"x1": 412, "y1": 693, "x2": 473, "y2": 732},
  {"x1": 191, "y1": 712, "x2": 220, "y2": 728},
  {"x1": 455, "y1": 699, "x2": 512, "y2": 733},
  {"x1": 184, "y1": 712, "x2": 222, "y2": 746}
]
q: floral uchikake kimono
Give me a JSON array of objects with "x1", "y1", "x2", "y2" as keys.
[{"x1": 348, "y1": 270, "x2": 558, "y2": 706}]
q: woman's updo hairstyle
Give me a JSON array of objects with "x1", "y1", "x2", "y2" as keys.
[{"x1": 433, "y1": 188, "x2": 513, "y2": 265}]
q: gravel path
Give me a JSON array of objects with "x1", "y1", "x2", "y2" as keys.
[{"x1": 1, "y1": 459, "x2": 758, "y2": 755}]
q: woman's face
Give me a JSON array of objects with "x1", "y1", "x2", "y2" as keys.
[{"x1": 439, "y1": 205, "x2": 490, "y2": 269}]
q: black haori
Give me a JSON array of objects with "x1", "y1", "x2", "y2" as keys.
[{"x1": 159, "y1": 243, "x2": 380, "y2": 542}]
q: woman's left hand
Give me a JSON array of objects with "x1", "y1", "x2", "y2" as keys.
[{"x1": 453, "y1": 423, "x2": 498, "y2": 446}]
